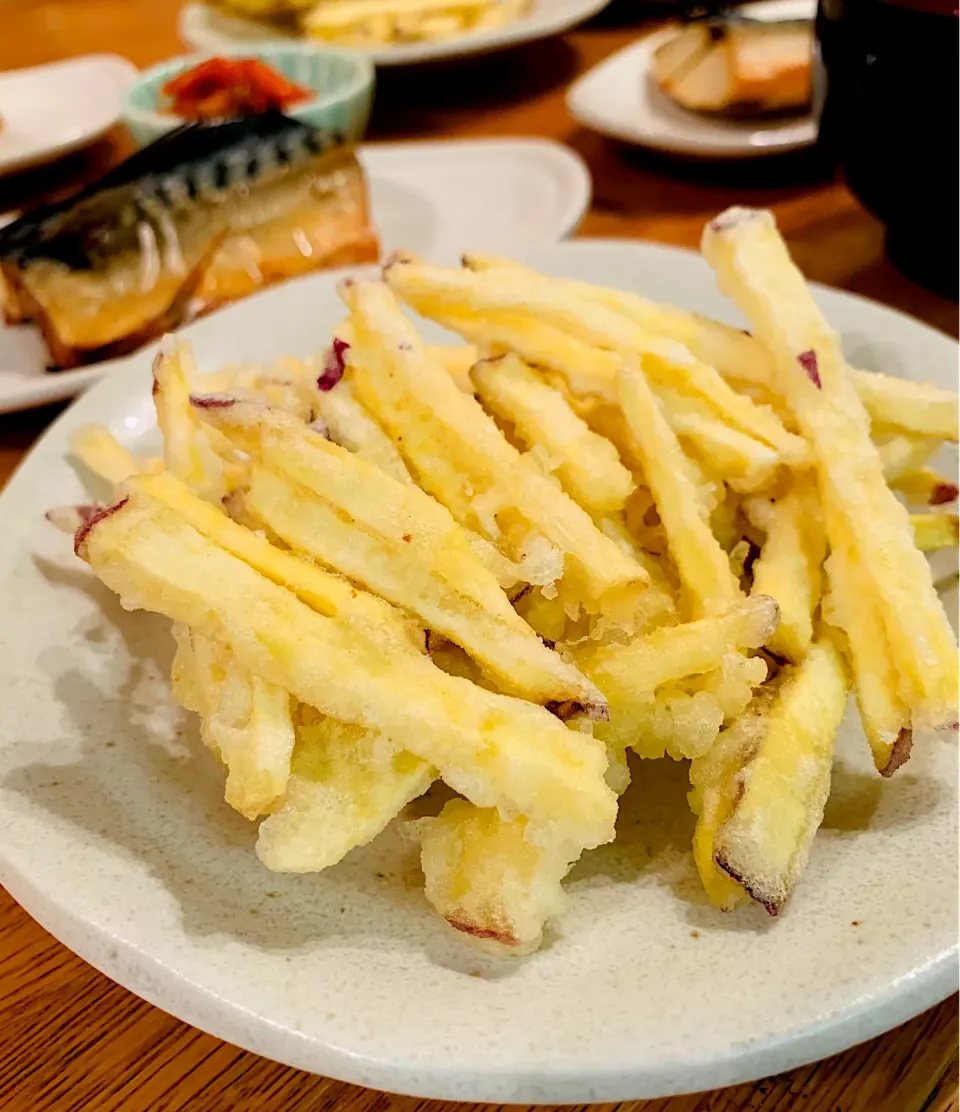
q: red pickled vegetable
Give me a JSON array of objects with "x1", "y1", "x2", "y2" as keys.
[{"x1": 162, "y1": 57, "x2": 312, "y2": 121}]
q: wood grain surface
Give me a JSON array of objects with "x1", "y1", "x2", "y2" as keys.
[{"x1": 0, "y1": 2, "x2": 957, "y2": 1109}]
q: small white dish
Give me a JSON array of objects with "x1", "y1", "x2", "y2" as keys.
[
  {"x1": 0, "y1": 136, "x2": 589, "y2": 415},
  {"x1": 566, "y1": 0, "x2": 817, "y2": 159},
  {"x1": 0, "y1": 55, "x2": 139, "y2": 176},
  {"x1": 179, "y1": 0, "x2": 610, "y2": 67},
  {"x1": 0, "y1": 238, "x2": 955, "y2": 1103}
]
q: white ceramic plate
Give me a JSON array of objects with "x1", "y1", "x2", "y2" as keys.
[
  {"x1": 0, "y1": 238, "x2": 956, "y2": 1103},
  {"x1": 566, "y1": 0, "x2": 818, "y2": 158},
  {"x1": 0, "y1": 55, "x2": 139, "y2": 176},
  {"x1": 0, "y1": 137, "x2": 589, "y2": 415},
  {"x1": 179, "y1": 0, "x2": 610, "y2": 66}
]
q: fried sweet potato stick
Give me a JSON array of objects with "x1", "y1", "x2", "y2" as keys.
[
  {"x1": 341, "y1": 279, "x2": 649, "y2": 615},
  {"x1": 461, "y1": 252, "x2": 959, "y2": 441},
  {"x1": 703, "y1": 207, "x2": 957, "y2": 735},
  {"x1": 196, "y1": 397, "x2": 606, "y2": 717},
  {"x1": 77, "y1": 491, "x2": 617, "y2": 847},
  {"x1": 712, "y1": 634, "x2": 850, "y2": 914}
]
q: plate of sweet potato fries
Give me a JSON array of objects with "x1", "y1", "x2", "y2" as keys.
[{"x1": 0, "y1": 208, "x2": 955, "y2": 1103}]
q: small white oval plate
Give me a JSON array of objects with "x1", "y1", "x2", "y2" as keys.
[
  {"x1": 0, "y1": 137, "x2": 589, "y2": 415},
  {"x1": 0, "y1": 55, "x2": 139, "y2": 177},
  {"x1": 180, "y1": 0, "x2": 610, "y2": 67},
  {"x1": 0, "y1": 238, "x2": 956, "y2": 1103},
  {"x1": 567, "y1": 0, "x2": 817, "y2": 158}
]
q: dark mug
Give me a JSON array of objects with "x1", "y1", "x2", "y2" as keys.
[{"x1": 814, "y1": 0, "x2": 959, "y2": 298}]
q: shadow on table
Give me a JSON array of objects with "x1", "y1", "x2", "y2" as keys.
[
  {"x1": 567, "y1": 125, "x2": 835, "y2": 219},
  {"x1": 0, "y1": 400, "x2": 69, "y2": 464},
  {"x1": 0, "y1": 130, "x2": 130, "y2": 216},
  {"x1": 838, "y1": 253, "x2": 960, "y2": 339},
  {"x1": 579, "y1": 0, "x2": 683, "y2": 30},
  {"x1": 368, "y1": 38, "x2": 581, "y2": 139}
]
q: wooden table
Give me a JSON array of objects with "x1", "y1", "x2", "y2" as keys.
[{"x1": 0, "y1": 3, "x2": 957, "y2": 1109}]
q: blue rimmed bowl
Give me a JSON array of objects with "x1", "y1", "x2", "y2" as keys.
[{"x1": 121, "y1": 43, "x2": 375, "y2": 147}]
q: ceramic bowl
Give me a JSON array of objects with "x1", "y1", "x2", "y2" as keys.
[{"x1": 121, "y1": 43, "x2": 374, "y2": 147}]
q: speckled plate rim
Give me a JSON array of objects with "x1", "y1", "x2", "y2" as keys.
[
  {"x1": 0, "y1": 851, "x2": 955, "y2": 1102},
  {"x1": 0, "y1": 238, "x2": 956, "y2": 1103}
]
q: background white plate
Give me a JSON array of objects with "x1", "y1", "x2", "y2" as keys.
[
  {"x1": 0, "y1": 238, "x2": 955, "y2": 1103},
  {"x1": 0, "y1": 55, "x2": 139, "y2": 176},
  {"x1": 566, "y1": 0, "x2": 818, "y2": 158},
  {"x1": 179, "y1": 0, "x2": 610, "y2": 67},
  {"x1": 0, "y1": 137, "x2": 589, "y2": 415}
]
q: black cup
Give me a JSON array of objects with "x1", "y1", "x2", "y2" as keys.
[{"x1": 814, "y1": 0, "x2": 959, "y2": 298}]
